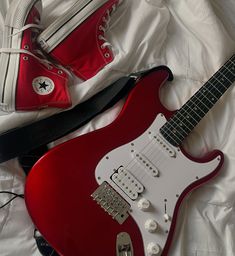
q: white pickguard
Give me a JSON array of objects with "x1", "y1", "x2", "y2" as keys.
[{"x1": 95, "y1": 113, "x2": 222, "y2": 255}]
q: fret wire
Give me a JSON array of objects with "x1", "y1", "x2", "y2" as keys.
[
  {"x1": 215, "y1": 69, "x2": 234, "y2": 86},
  {"x1": 161, "y1": 55, "x2": 235, "y2": 142},
  {"x1": 228, "y1": 59, "x2": 235, "y2": 71},
  {"x1": 160, "y1": 127, "x2": 183, "y2": 145},
  {"x1": 176, "y1": 104, "x2": 203, "y2": 128},
  {"x1": 164, "y1": 97, "x2": 202, "y2": 133},
  {"x1": 170, "y1": 90, "x2": 210, "y2": 137},
  {"x1": 181, "y1": 90, "x2": 211, "y2": 117},
  {"x1": 161, "y1": 85, "x2": 218, "y2": 145},
  {"x1": 218, "y1": 67, "x2": 234, "y2": 83},
  {"x1": 174, "y1": 106, "x2": 198, "y2": 127},
  {"x1": 224, "y1": 62, "x2": 235, "y2": 77},
  {"x1": 167, "y1": 113, "x2": 192, "y2": 134},
  {"x1": 208, "y1": 80, "x2": 224, "y2": 95},
  {"x1": 160, "y1": 55, "x2": 235, "y2": 146},
  {"x1": 160, "y1": 134, "x2": 181, "y2": 148},
  {"x1": 199, "y1": 84, "x2": 217, "y2": 104},
  {"x1": 183, "y1": 57, "x2": 235, "y2": 115},
  {"x1": 184, "y1": 67, "x2": 232, "y2": 112},
  {"x1": 220, "y1": 72, "x2": 234, "y2": 85},
  {"x1": 193, "y1": 90, "x2": 211, "y2": 110},
  {"x1": 184, "y1": 70, "x2": 231, "y2": 119},
  {"x1": 179, "y1": 101, "x2": 203, "y2": 120},
  {"x1": 162, "y1": 118, "x2": 187, "y2": 139},
  {"x1": 217, "y1": 70, "x2": 233, "y2": 84}
]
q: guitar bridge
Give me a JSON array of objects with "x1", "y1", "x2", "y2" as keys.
[{"x1": 91, "y1": 182, "x2": 131, "y2": 224}]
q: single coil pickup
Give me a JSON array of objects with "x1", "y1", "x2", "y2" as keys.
[
  {"x1": 132, "y1": 151, "x2": 159, "y2": 177},
  {"x1": 149, "y1": 133, "x2": 176, "y2": 158}
]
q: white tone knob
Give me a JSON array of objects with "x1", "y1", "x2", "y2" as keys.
[
  {"x1": 144, "y1": 219, "x2": 158, "y2": 232},
  {"x1": 164, "y1": 213, "x2": 170, "y2": 221},
  {"x1": 147, "y1": 242, "x2": 161, "y2": 255},
  {"x1": 137, "y1": 198, "x2": 150, "y2": 211}
]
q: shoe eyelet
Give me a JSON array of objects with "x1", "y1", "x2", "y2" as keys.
[
  {"x1": 24, "y1": 45, "x2": 29, "y2": 50},
  {"x1": 58, "y1": 70, "x2": 63, "y2": 74},
  {"x1": 104, "y1": 53, "x2": 110, "y2": 58},
  {"x1": 23, "y1": 56, "x2": 29, "y2": 61},
  {"x1": 47, "y1": 66, "x2": 53, "y2": 70},
  {"x1": 99, "y1": 25, "x2": 103, "y2": 31},
  {"x1": 98, "y1": 35, "x2": 103, "y2": 40},
  {"x1": 101, "y1": 45, "x2": 105, "y2": 49}
]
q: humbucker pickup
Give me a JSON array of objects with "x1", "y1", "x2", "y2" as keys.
[{"x1": 111, "y1": 166, "x2": 144, "y2": 200}]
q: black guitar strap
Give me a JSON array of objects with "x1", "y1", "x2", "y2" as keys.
[
  {"x1": 0, "y1": 66, "x2": 172, "y2": 165},
  {"x1": 0, "y1": 75, "x2": 137, "y2": 164}
]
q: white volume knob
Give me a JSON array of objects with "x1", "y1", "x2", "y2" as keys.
[
  {"x1": 145, "y1": 219, "x2": 158, "y2": 232},
  {"x1": 137, "y1": 198, "x2": 150, "y2": 211},
  {"x1": 147, "y1": 242, "x2": 161, "y2": 255}
]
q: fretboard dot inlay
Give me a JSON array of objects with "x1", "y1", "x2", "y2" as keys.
[{"x1": 160, "y1": 55, "x2": 235, "y2": 147}]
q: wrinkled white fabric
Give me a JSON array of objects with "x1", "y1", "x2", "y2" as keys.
[{"x1": 0, "y1": 0, "x2": 235, "y2": 255}]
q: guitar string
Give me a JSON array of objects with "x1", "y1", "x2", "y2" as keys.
[
  {"x1": 137, "y1": 60, "x2": 235, "y2": 166},
  {"x1": 125, "y1": 61, "x2": 235, "y2": 177},
  {"x1": 161, "y1": 57, "x2": 235, "y2": 146},
  {"x1": 161, "y1": 69, "x2": 234, "y2": 145},
  {"x1": 161, "y1": 61, "x2": 235, "y2": 145},
  {"x1": 131, "y1": 59, "x2": 234, "y2": 152},
  {"x1": 121, "y1": 58, "x2": 235, "y2": 184},
  {"x1": 140, "y1": 62, "x2": 235, "y2": 174},
  {"x1": 165, "y1": 63, "x2": 235, "y2": 144}
]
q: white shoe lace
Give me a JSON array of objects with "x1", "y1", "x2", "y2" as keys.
[
  {"x1": 0, "y1": 24, "x2": 70, "y2": 75},
  {"x1": 98, "y1": 0, "x2": 122, "y2": 51}
]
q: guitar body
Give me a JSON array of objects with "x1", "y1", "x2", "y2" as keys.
[{"x1": 25, "y1": 68, "x2": 224, "y2": 256}]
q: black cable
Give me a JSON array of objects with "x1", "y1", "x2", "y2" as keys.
[
  {"x1": 0, "y1": 191, "x2": 24, "y2": 210},
  {"x1": 0, "y1": 191, "x2": 58, "y2": 256}
]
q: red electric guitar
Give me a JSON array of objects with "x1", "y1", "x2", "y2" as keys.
[{"x1": 25, "y1": 55, "x2": 235, "y2": 256}]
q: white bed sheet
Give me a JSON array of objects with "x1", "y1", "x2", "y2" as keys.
[{"x1": 0, "y1": 0, "x2": 235, "y2": 255}]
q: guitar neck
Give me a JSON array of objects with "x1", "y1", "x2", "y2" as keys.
[{"x1": 160, "y1": 54, "x2": 235, "y2": 146}]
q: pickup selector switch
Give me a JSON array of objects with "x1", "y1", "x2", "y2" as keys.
[{"x1": 164, "y1": 213, "x2": 171, "y2": 221}]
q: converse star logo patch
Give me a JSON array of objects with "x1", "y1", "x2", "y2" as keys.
[{"x1": 32, "y1": 77, "x2": 55, "y2": 95}]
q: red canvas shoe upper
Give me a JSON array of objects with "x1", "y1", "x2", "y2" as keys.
[
  {"x1": 15, "y1": 6, "x2": 71, "y2": 111},
  {"x1": 0, "y1": 0, "x2": 71, "y2": 112},
  {"x1": 50, "y1": 0, "x2": 120, "y2": 81}
]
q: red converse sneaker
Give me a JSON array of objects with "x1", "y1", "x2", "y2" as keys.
[
  {"x1": 0, "y1": 0, "x2": 71, "y2": 112},
  {"x1": 38, "y1": 0, "x2": 122, "y2": 81}
]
